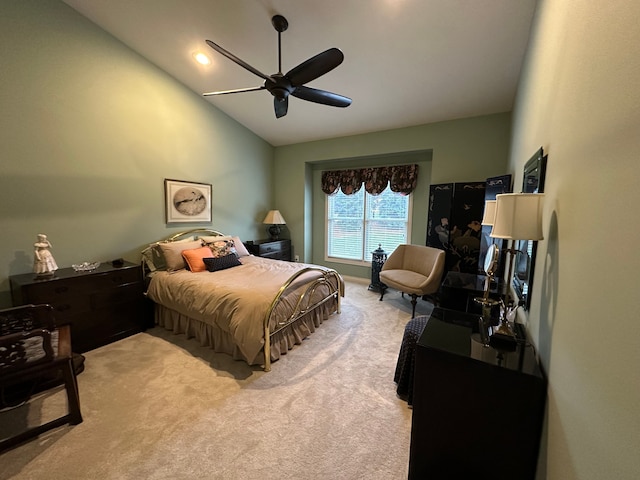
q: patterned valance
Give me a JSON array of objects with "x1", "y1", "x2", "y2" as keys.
[{"x1": 321, "y1": 164, "x2": 419, "y2": 196}]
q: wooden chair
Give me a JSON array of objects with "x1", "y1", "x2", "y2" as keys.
[
  {"x1": 379, "y1": 244, "x2": 446, "y2": 318},
  {"x1": 0, "y1": 304, "x2": 82, "y2": 452}
]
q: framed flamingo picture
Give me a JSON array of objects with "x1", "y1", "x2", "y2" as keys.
[{"x1": 164, "y1": 179, "x2": 212, "y2": 224}]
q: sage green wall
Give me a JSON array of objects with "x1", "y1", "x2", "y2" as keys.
[
  {"x1": 273, "y1": 113, "x2": 512, "y2": 275},
  {"x1": 509, "y1": 1, "x2": 640, "y2": 479},
  {"x1": 0, "y1": 0, "x2": 273, "y2": 307}
]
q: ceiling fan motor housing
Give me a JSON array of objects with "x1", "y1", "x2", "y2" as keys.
[
  {"x1": 271, "y1": 15, "x2": 289, "y2": 33},
  {"x1": 266, "y1": 74, "x2": 294, "y2": 100}
]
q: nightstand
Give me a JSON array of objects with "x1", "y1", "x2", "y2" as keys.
[{"x1": 244, "y1": 239, "x2": 291, "y2": 261}]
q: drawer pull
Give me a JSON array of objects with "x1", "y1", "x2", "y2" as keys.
[
  {"x1": 55, "y1": 286, "x2": 69, "y2": 294},
  {"x1": 56, "y1": 304, "x2": 71, "y2": 312}
]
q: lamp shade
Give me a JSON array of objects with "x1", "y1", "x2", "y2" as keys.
[
  {"x1": 263, "y1": 210, "x2": 286, "y2": 225},
  {"x1": 490, "y1": 193, "x2": 545, "y2": 240},
  {"x1": 481, "y1": 200, "x2": 497, "y2": 226}
]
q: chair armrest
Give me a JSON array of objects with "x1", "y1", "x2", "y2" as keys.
[{"x1": 56, "y1": 325, "x2": 72, "y2": 358}]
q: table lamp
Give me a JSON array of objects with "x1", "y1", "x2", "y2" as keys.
[
  {"x1": 489, "y1": 193, "x2": 545, "y2": 339},
  {"x1": 472, "y1": 200, "x2": 501, "y2": 342},
  {"x1": 263, "y1": 210, "x2": 286, "y2": 240}
]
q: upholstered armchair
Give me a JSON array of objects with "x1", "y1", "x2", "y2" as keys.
[{"x1": 379, "y1": 244, "x2": 446, "y2": 317}]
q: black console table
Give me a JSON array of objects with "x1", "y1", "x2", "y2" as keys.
[{"x1": 408, "y1": 307, "x2": 547, "y2": 480}]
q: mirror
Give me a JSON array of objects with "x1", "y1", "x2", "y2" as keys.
[
  {"x1": 484, "y1": 243, "x2": 499, "y2": 276},
  {"x1": 513, "y1": 148, "x2": 547, "y2": 309}
]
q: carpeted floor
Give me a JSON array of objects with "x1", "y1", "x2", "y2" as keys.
[{"x1": 0, "y1": 277, "x2": 434, "y2": 480}]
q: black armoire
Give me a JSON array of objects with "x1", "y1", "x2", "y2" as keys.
[{"x1": 426, "y1": 182, "x2": 485, "y2": 274}]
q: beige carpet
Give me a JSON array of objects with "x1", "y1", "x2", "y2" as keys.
[{"x1": 0, "y1": 277, "x2": 434, "y2": 480}]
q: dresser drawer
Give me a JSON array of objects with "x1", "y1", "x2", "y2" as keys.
[
  {"x1": 87, "y1": 267, "x2": 142, "y2": 290},
  {"x1": 258, "y1": 242, "x2": 284, "y2": 255},
  {"x1": 261, "y1": 251, "x2": 286, "y2": 260},
  {"x1": 23, "y1": 275, "x2": 88, "y2": 301},
  {"x1": 90, "y1": 282, "x2": 144, "y2": 310}
]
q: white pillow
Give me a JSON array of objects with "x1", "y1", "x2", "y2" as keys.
[
  {"x1": 231, "y1": 236, "x2": 251, "y2": 257},
  {"x1": 142, "y1": 236, "x2": 198, "y2": 272},
  {"x1": 158, "y1": 240, "x2": 204, "y2": 271},
  {"x1": 172, "y1": 236, "x2": 196, "y2": 243}
]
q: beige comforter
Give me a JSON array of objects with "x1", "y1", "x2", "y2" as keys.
[{"x1": 146, "y1": 256, "x2": 341, "y2": 364}]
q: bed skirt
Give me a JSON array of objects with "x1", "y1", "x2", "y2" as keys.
[{"x1": 153, "y1": 297, "x2": 338, "y2": 366}]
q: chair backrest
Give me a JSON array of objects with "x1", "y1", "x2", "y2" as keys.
[
  {"x1": 0, "y1": 303, "x2": 82, "y2": 451},
  {"x1": 384, "y1": 244, "x2": 445, "y2": 278},
  {"x1": 0, "y1": 304, "x2": 58, "y2": 375}
]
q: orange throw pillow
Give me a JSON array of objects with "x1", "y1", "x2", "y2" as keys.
[{"x1": 181, "y1": 246, "x2": 214, "y2": 272}]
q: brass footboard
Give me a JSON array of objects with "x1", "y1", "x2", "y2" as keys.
[{"x1": 262, "y1": 267, "x2": 344, "y2": 372}]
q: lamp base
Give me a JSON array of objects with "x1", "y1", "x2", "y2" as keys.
[
  {"x1": 267, "y1": 224, "x2": 281, "y2": 241},
  {"x1": 489, "y1": 320, "x2": 518, "y2": 351}
]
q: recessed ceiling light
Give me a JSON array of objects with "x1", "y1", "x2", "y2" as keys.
[{"x1": 193, "y1": 52, "x2": 211, "y2": 65}]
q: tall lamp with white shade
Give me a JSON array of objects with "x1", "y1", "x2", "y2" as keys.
[
  {"x1": 263, "y1": 210, "x2": 286, "y2": 240},
  {"x1": 488, "y1": 193, "x2": 545, "y2": 339},
  {"x1": 475, "y1": 200, "x2": 500, "y2": 306}
]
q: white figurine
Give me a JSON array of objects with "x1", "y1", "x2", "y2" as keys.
[{"x1": 33, "y1": 233, "x2": 58, "y2": 276}]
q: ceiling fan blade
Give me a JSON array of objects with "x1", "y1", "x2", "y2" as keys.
[
  {"x1": 203, "y1": 86, "x2": 265, "y2": 96},
  {"x1": 205, "y1": 39, "x2": 271, "y2": 81},
  {"x1": 274, "y1": 97, "x2": 288, "y2": 118},
  {"x1": 285, "y1": 48, "x2": 344, "y2": 86},
  {"x1": 292, "y1": 86, "x2": 352, "y2": 107}
]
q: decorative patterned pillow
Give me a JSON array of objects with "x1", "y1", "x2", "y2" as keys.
[
  {"x1": 205, "y1": 239, "x2": 237, "y2": 258},
  {"x1": 181, "y1": 246, "x2": 215, "y2": 272},
  {"x1": 199, "y1": 235, "x2": 251, "y2": 257},
  {"x1": 157, "y1": 240, "x2": 203, "y2": 271},
  {"x1": 203, "y1": 254, "x2": 242, "y2": 272}
]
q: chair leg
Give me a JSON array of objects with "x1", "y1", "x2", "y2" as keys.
[
  {"x1": 61, "y1": 359, "x2": 82, "y2": 425},
  {"x1": 379, "y1": 285, "x2": 387, "y2": 301},
  {"x1": 410, "y1": 294, "x2": 418, "y2": 318},
  {"x1": 0, "y1": 361, "x2": 82, "y2": 453}
]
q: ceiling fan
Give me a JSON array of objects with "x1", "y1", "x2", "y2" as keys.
[{"x1": 203, "y1": 14, "x2": 352, "y2": 119}]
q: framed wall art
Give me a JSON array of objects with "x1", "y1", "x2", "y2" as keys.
[{"x1": 164, "y1": 179, "x2": 212, "y2": 224}]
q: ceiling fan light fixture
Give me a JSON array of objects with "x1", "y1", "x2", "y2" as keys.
[{"x1": 193, "y1": 51, "x2": 211, "y2": 65}]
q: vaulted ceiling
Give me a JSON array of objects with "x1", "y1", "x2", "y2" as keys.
[{"x1": 62, "y1": 0, "x2": 537, "y2": 146}]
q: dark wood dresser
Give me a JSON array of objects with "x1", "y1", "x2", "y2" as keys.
[
  {"x1": 409, "y1": 307, "x2": 547, "y2": 480},
  {"x1": 10, "y1": 261, "x2": 146, "y2": 353},
  {"x1": 245, "y1": 239, "x2": 291, "y2": 261}
]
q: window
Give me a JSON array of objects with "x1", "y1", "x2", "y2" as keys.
[{"x1": 326, "y1": 185, "x2": 411, "y2": 263}]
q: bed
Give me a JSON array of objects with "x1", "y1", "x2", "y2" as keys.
[{"x1": 142, "y1": 229, "x2": 344, "y2": 371}]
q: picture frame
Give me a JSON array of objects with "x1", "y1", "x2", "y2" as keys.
[{"x1": 164, "y1": 179, "x2": 212, "y2": 224}]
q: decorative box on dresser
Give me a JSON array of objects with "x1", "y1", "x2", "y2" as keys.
[
  {"x1": 10, "y1": 261, "x2": 146, "y2": 353},
  {"x1": 244, "y1": 239, "x2": 291, "y2": 261},
  {"x1": 408, "y1": 307, "x2": 547, "y2": 480}
]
